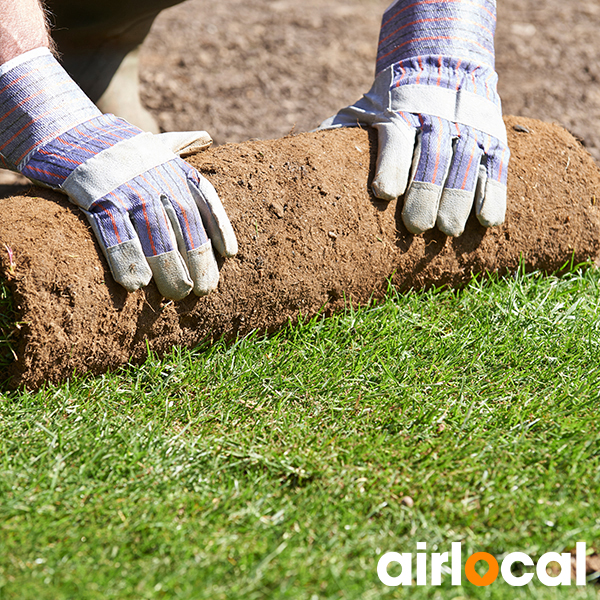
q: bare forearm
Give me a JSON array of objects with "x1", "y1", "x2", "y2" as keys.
[{"x1": 0, "y1": 0, "x2": 51, "y2": 64}]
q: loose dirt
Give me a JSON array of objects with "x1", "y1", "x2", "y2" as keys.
[
  {"x1": 1, "y1": 117, "x2": 599, "y2": 389},
  {"x1": 140, "y1": 0, "x2": 600, "y2": 162},
  {"x1": 2, "y1": 0, "x2": 599, "y2": 186}
]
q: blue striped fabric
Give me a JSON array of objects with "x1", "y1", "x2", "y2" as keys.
[
  {"x1": 22, "y1": 114, "x2": 140, "y2": 186},
  {"x1": 397, "y1": 110, "x2": 508, "y2": 190},
  {"x1": 89, "y1": 159, "x2": 209, "y2": 256},
  {"x1": 377, "y1": 0, "x2": 497, "y2": 73},
  {"x1": 0, "y1": 50, "x2": 101, "y2": 170},
  {"x1": 391, "y1": 55, "x2": 500, "y2": 104}
]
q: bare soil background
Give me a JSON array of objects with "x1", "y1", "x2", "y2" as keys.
[
  {"x1": 140, "y1": 0, "x2": 600, "y2": 160},
  {"x1": 1, "y1": 0, "x2": 597, "y2": 182}
]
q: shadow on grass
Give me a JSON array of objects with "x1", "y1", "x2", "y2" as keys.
[{"x1": 0, "y1": 278, "x2": 17, "y2": 388}]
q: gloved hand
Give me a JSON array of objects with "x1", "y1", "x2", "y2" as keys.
[
  {"x1": 320, "y1": 0, "x2": 509, "y2": 237},
  {"x1": 0, "y1": 47, "x2": 237, "y2": 300}
]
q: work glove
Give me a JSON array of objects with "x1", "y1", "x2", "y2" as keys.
[
  {"x1": 320, "y1": 0, "x2": 509, "y2": 237},
  {"x1": 0, "y1": 47, "x2": 237, "y2": 300}
]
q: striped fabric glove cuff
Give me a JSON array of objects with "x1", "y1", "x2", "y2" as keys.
[
  {"x1": 0, "y1": 47, "x2": 102, "y2": 172},
  {"x1": 376, "y1": 0, "x2": 498, "y2": 72}
]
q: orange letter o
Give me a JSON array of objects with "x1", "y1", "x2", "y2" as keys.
[{"x1": 465, "y1": 552, "x2": 499, "y2": 587}]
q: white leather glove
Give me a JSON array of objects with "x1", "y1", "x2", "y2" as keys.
[
  {"x1": 320, "y1": 0, "x2": 509, "y2": 237},
  {"x1": 0, "y1": 48, "x2": 237, "y2": 300}
]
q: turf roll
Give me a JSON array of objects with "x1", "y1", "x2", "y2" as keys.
[{"x1": 1, "y1": 116, "x2": 600, "y2": 389}]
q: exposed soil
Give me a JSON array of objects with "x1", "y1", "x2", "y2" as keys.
[
  {"x1": 139, "y1": 0, "x2": 600, "y2": 162},
  {"x1": 1, "y1": 117, "x2": 599, "y2": 389},
  {"x1": 2, "y1": 0, "x2": 599, "y2": 188}
]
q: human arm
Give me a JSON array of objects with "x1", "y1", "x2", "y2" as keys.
[
  {"x1": 0, "y1": 0, "x2": 237, "y2": 300},
  {"x1": 0, "y1": 0, "x2": 51, "y2": 63},
  {"x1": 320, "y1": 0, "x2": 508, "y2": 237}
]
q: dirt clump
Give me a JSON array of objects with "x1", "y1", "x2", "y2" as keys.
[{"x1": 1, "y1": 116, "x2": 599, "y2": 389}]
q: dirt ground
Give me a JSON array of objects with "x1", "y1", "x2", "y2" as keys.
[
  {"x1": 1, "y1": 0, "x2": 598, "y2": 184},
  {"x1": 139, "y1": 0, "x2": 600, "y2": 160}
]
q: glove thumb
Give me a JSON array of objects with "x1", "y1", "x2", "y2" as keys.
[{"x1": 371, "y1": 119, "x2": 416, "y2": 201}]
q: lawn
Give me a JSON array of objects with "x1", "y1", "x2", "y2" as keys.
[{"x1": 1, "y1": 265, "x2": 599, "y2": 599}]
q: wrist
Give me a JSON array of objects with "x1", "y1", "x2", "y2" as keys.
[
  {"x1": 389, "y1": 55, "x2": 501, "y2": 107},
  {"x1": 0, "y1": 0, "x2": 51, "y2": 65},
  {"x1": 20, "y1": 113, "x2": 143, "y2": 190}
]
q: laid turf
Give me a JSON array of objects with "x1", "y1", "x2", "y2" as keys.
[{"x1": 1, "y1": 265, "x2": 599, "y2": 599}]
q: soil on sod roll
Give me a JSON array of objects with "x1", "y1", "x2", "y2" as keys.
[{"x1": 1, "y1": 116, "x2": 600, "y2": 389}]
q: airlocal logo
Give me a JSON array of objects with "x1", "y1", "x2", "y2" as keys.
[{"x1": 377, "y1": 542, "x2": 588, "y2": 587}]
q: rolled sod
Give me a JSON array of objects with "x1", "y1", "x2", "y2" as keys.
[{"x1": 1, "y1": 116, "x2": 599, "y2": 389}]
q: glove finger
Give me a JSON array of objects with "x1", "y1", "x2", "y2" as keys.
[
  {"x1": 476, "y1": 135, "x2": 510, "y2": 227},
  {"x1": 151, "y1": 160, "x2": 210, "y2": 253},
  {"x1": 402, "y1": 114, "x2": 454, "y2": 234},
  {"x1": 84, "y1": 202, "x2": 152, "y2": 292},
  {"x1": 160, "y1": 195, "x2": 219, "y2": 297},
  {"x1": 137, "y1": 163, "x2": 220, "y2": 298},
  {"x1": 436, "y1": 126, "x2": 484, "y2": 236},
  {"x1": 144, "y1": 234, "x2": 194, "y2": 302},
  {"x1": 182, "y1": 162, "x2": 238, "y2": 258},
  {"x1": 122, "y1": 174, "x2": 194, "y2": 300},
  {"x1": 371, "y1": 117, "x2": 416, "y2": 201}
]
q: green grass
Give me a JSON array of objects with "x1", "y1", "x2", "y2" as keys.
[{"x1": 1, "y1": 265, "x2": 600, "y2": 599}]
